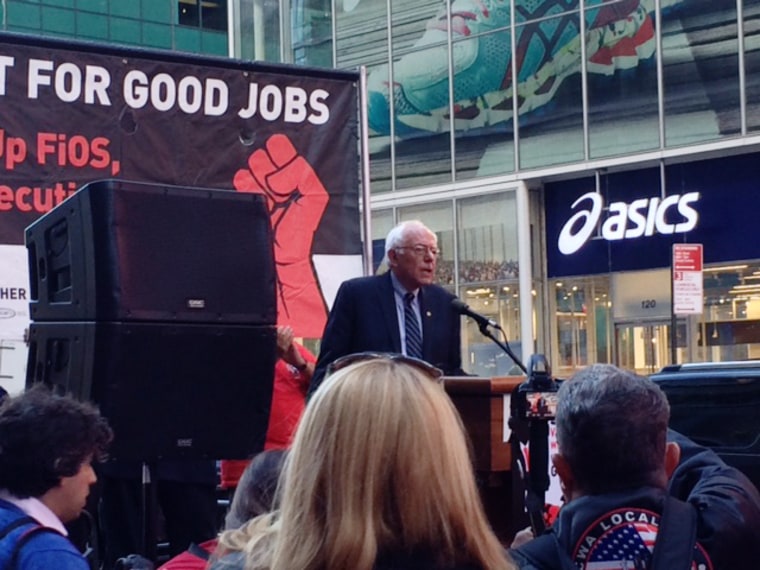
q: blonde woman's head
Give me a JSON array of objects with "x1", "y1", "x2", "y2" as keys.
[{"x1": 266, "y1": 355, "x2": 513, "y2": 570}]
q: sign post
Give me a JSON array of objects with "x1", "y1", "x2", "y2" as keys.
[{"x1": 670, "y1": 244, "x2": 704, "y2": 362}]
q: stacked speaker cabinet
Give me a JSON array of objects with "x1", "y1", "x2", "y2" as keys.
[{"x1": 25, "y1": 180, "x2": 278, "y2": 462}]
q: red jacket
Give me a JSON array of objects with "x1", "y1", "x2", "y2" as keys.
[{"x1": 157, "y1": 539, "x2": 216, "y2": 570}]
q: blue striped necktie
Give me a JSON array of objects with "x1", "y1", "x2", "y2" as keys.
[{"x1": 404, "y1": 292, "x2": 423, "y2": 359}]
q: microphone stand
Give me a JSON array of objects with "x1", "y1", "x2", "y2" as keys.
[
  {"x1": 475, "y1": 321, "x2": 527, "y2": 375},
  {"x1": 475, "y1": 319, "x2": 553, "y2": 538},
  {"x1": 524, "y1": 417, "x2": 550, "y2": 535}
]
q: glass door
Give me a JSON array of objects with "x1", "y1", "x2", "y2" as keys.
[
  {"x1": 550, "y1": 276, "x2": 612, "y2": 379},
  {"x1": 615, "y1": 321, "x2": 687, "y2": 376}
]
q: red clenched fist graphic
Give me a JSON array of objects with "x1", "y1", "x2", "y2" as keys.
[{"x1": 234, "y1": 134, "x2": 328, "y2": 337}]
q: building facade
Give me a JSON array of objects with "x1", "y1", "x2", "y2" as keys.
[{"x1": 2, "y1": 0, "x2": 760, "y2": 380}]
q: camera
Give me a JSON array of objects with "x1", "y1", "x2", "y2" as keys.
[
  {"x1": 515, "y1": 354, "x2": 560, "y2": 421},
  {"x1": 509, "y1": 354, "x2": 562, "y2": 534}
]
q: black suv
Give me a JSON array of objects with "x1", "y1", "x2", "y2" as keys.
[{"x1": 650, "y1": 361, "x2": 760, "y2": 493}]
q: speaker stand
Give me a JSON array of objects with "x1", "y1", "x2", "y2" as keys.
[{"x1": 140, "y1": 462, "x2": 159, "y2": 562}]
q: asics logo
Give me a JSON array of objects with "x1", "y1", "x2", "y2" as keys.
[{"x1": 558, "y1": 191, "x2": 700, "y2": 255}]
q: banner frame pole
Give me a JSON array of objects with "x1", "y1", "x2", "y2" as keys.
[{"x1": 359, "y1": 65, "x2": 373, "y2": 276}]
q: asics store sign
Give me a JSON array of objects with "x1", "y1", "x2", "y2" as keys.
[{"x1": 558, "y1": 192, "x2": 700, "y2": 255}]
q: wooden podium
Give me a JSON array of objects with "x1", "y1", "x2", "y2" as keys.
[
  {"x1": 443, "y1": 375, "x2": 523, "y2": 472},
  {"x1": 443, "y1": 375, "x2": 525, "y2": 542}
]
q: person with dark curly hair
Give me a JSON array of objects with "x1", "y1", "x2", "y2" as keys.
[{"x1": 0, "y1": 384, "x2": 112, "y2": 569}]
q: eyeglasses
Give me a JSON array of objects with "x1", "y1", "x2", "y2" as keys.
[
  {"x1": 326, "y1": 352, "x2": 444, "y2": 381},
  {"x1": 396, "y1": 244, "x2": 440, "y2": 257}
]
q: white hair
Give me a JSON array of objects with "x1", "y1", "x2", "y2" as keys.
[{"x1": 383, "y1": 220, "x2": 435, "y2": 260}]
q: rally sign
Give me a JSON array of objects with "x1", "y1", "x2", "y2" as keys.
[{"x1": 0, "y1": 33, "x2": 360, "y2": 338}]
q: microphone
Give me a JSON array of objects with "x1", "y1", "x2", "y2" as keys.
[{"x1": 451, "y1": 298, "x2": 501, "y2": 330}]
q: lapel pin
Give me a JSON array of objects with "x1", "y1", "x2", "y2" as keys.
[{"x1": 426, "y1": 311, "x2": 432, "y2": 317}]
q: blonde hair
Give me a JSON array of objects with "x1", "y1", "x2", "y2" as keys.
[{"x1": 222, "y1": 357, "x2": 514, "y2": 570}]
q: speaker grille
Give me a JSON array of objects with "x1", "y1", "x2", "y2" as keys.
[
  {"x1": 27, "y1": 321, "x2": 276, "y2": 461},
  {"x1": 26, "y1": 180, "x2": 276, "y2": 325}
]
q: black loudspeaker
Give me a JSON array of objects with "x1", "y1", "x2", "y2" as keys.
[
  {"x1": 26, "y1": 321, "x2": 276, "y2": 461},
  {"x1": 25, "y1": 179, "x2": 276, "y2": 325}
]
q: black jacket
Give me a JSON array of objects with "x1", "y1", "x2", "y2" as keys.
[
  {"x1": 511, "y1": 430, "x2": 760, "y2": 570},
  {"x1": 310, "y1": 273, "x2": 464, "y2": 392}
]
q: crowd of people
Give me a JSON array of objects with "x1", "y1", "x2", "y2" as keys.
[
  {"x1": 433, "y1": 259, "x2": 520, "y2": 286},
  {"x1": 1, "y1": 220, "x2": 759, "y2": 569}
]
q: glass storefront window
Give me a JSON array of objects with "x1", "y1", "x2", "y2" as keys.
[
  {"x1": 341, "y1": 0, "x2": 756, "y2": 192},
  {"x1": 235, "y1": 0, "x2": 282, "y2": 62},
  {"x1": 291, "y1": 0, "x2": 333, "y2": 67},
  {"x1": 365, "y1": 61, "x2": 394, "y2": 194},
  {"x1": 369, "y1": 209, "x2": 395, "y2": 273},
  {"x1": 336, "y1": 0, "x2": 387, "y2": 69},
  {"x1": 457, "y1": 193, "x2": 518, "y2": 285},
  {"x1": 453, "y1": 28, "x2": 515, "y2": 181},
  {"x1": 514, "y1": 0, "x2": 579, "y2": 23},
  {"x1": 367, "y1": 144, "x2": 393, "y2": 194},
  {"x1": 361, "y1": 0, "x2": 455, "y2": 191},
  {"x1": 587, "y1": 1, "x2": 659, "y2": 158},
  {"x1": 391, "y1": 0, "x2": 440, "y2": 53},
  {"x1": 616, "y1": 320, "x2": 686, "y2": 376},
  {"x1": 391, "y1": 50, "x2": 453, "y2": 190},
  {"x1": 662, "y1": 0, "x2": 741, "y2": 146},
  {"x1": 370, "y1": 209, "x2": 395, "y2": 241},
  {"x1": 700, "y1": 262, "x2": 760, "y2": 361},
  {"x1": 394, "y1": 135, "x2": 453, "y2": 190},
  {"x1": 457, "y1": 193, "x2": 520, "y2": 375},
  {"x1": 549, "y1": 276, "x2": 611, "y2": 378},
  {"x1": 336, "y1": 0, "x2": 387, "y2": 186},
  {"x1": 178, "y1": 0, "x2": 228, "y2": 31},
  {"x1": 549, "y1": 262, "x2": 760, "y2": 377},
  {"x1": 461, "y1": 283, "x2": 524, "y2": 376},
  {"x1": 745, "y1": 0, "x2": 760, "y2": 134},
  {"x1": 516, "y1": 12, "x2": 584, "y2": 169}
]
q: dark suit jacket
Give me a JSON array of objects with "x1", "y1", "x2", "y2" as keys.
[{"x1": 310, "y1": 272, "x2": 464, "y2": 393}]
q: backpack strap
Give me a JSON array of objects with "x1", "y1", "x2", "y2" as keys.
[
  {"x1": 187, "y1": 541, "x2": 211, "y2": 561},
  {"x1": 0, "y1": 516, "x2": 38, "y2": 539},
  {"x1": 8, "y1": 525, "x2": 61, "y2": 568},
  {"x1": 649, "y1": 495, "x2": 698, "y2": 570},
  {"x1": 0, "y1": 508, "x2": 61, "y2": 570}
]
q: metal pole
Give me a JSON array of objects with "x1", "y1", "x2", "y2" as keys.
[
  {"x1": 516, "y1": 181, "x2": 533, "y2": 364},
  {"x1": 359, "y1": 66, "x2": 373, "y2": 276},
  {"x1": 670, "y1": 245, "x2": 677, "y2": 364}
]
